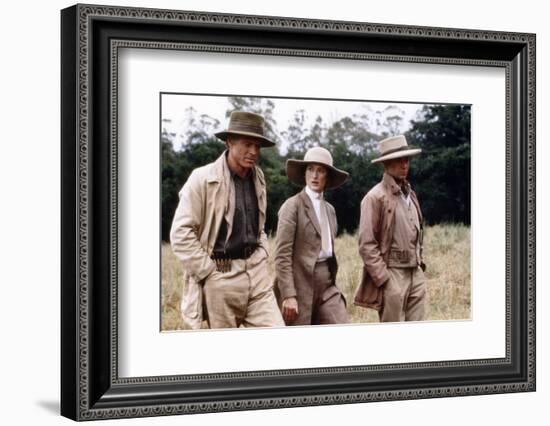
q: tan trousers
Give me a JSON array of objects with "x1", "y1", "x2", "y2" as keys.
[
  {"x1": 311, "y1": 261, "x2": 349, "y2": 325},
  {"x1": 380, "y1": 266, "x2": 427, "y2": 322},
  {"x1": 203, "y1": 248, "x2": 284, "y2": 329}
]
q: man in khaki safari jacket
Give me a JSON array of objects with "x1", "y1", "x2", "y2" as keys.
[
  {"x1": 354, "y1": 135, "x2": 427, "y2": 322},
  {"x1": 170, "y1": 111, "x2": 284, "y2": 330}
]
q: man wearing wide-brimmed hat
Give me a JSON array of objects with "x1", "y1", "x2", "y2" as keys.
[
  {"x1": 274, "y1": 146, "x2": 349, "y2": 326},
  {"x1": 170, "y1": 111, "x2": 284, "y2": 329},
  {"x1": 354, "y1": 135, "x2": 427, "y2": 322}
]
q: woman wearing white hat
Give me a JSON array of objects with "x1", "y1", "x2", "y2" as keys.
[{"x1": 274, "y1": 147, "x2": 350, "y2": 325}]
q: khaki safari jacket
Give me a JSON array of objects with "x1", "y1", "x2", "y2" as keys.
[
  {"x1": 354, "y1": 173, "x2": 424, "y2": 311},
  {"x1": 170, "y1": 151, "x2": 268, "y2": 329}
]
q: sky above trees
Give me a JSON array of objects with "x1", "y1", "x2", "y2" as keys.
[{"x1": 161, "y1": 94, "x2": 427, "y2": 154}]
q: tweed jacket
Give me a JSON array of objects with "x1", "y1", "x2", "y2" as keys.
[
  {"x1": 169, "y1": 151, "x2": 268, "y2": 329},
  {"x1": 274, "y1": 189, "x2": 341, "y2": 325},
  {"x1": 354, "y1": 173, "x2": 424, "y2": 311}
]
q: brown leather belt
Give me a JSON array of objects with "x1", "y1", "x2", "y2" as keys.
[
  {"x1": 211, "y1": 245, "x2": 257, "y2": 260},
  {"x1": 211, "y1": 245, "x2": 258, "y2": 272}
]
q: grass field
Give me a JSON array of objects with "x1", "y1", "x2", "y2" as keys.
[{"x1": 161, "y1": 224, "x2": 470, "y2": 330}]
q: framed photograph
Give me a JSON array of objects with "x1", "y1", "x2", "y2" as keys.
[
  {"x1": 61, "y1": 3, "x2": 535, "y2": 421},
  {"x1": 159, "y1": 94, "x2": 472, "y2": 332}
]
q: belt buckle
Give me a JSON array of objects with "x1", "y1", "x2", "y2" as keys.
[{"x1": 390, "y1": 249, "x2": 410, "y2": 263}]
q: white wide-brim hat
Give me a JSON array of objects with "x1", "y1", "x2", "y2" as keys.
[
  {"x1": 286, "y1": 146, "x2": 349, "y2": 190},
  {"x1": 371, "y1": 135, "x2": 422, "y2": 164}
]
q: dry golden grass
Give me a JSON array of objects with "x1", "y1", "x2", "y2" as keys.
[{"x1": 161, "y1": 224, "x2": 470, "y2": 330}]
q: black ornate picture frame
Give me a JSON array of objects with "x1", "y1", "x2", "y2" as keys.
[{"x1": 61, "y1": 3, "x2": 535, "y2": 421}]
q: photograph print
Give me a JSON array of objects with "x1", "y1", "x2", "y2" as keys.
[{"x1": 160, "y1": 93, "x2": 471, "y2": 331}]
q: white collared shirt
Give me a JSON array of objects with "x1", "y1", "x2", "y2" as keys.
[{"x1": 305, "y1": 185, "x2": 333, "y2": 260}]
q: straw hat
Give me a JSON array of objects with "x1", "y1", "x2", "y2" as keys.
[
  {"x1": 286, "y1": 147, "x2": 349, "y2": 190},
  {"x1": 215, "y1": 111, "x2": 275, "y2": 148},
  {"x1": 371, "y1": 135, "x2": 422, "y2": 164}
]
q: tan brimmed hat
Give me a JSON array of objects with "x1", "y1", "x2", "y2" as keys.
[
  {"x1": 371, "y1": 135, "x2": 422, "y2": 164},
  {"x1": 286, "y1": 147, "x2": 349, "y2": 190},
  {"x1": 215, "y1": 111, "x2": 276, "y2": 148}
]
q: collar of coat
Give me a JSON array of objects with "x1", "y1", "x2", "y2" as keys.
[
  {"x1": 298, "y1": 187, "x2": 337, "y2": 239},
  {"x1": 382, "y1": 172, "x2": 423, "y2": 225},
  {"x1": 382, "y1": 172, "x2": 411, "y2": 196},
  {"x1": 206, "y1": 150, "x2": 265, "y2": 185},
  {"x1": 204, "y1": 150, "x2": 265, "y2": 244},
  {"x1": 298, "y1": 189, "x2": 321, "y2": 236}
]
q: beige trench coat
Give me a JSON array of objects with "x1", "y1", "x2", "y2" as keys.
[
  {"x1": 354, "y1": 173, "x2": 424, "y2": 311},
  {"x1": 169, "y1": 151, "x2": 268, "y2": 329},
  {"x1": 274, "y1": 190, "x2": 341, "y2": 325}
]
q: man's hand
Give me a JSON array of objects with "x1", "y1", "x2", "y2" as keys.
[{"x1": 282, "y1": 297, "x2": 299, "y2": 323}]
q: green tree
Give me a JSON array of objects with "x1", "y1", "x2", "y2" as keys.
[
  {"x1": 160, "y1": 101, "x2": 471, "y2": 241},
  {"x1": 160, "y1": 107, "x2": 226, "y2": 241},
  {"x1": 283, "y1": 111, "x2": 325, "y2": 156},
  {"x1": 373, "y1": 105, "x2": 405, "y2": 139},
  {"x1": 406, "y1": 104, "x2": 471, "y2": 224},
  {"x1": 325, "y1": 115, "x2": 379, "y2": 154}
]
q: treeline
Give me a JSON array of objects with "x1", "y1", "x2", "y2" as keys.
[{"x1": 161, "y1": 97, "x2": 470, "y2": 241}]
